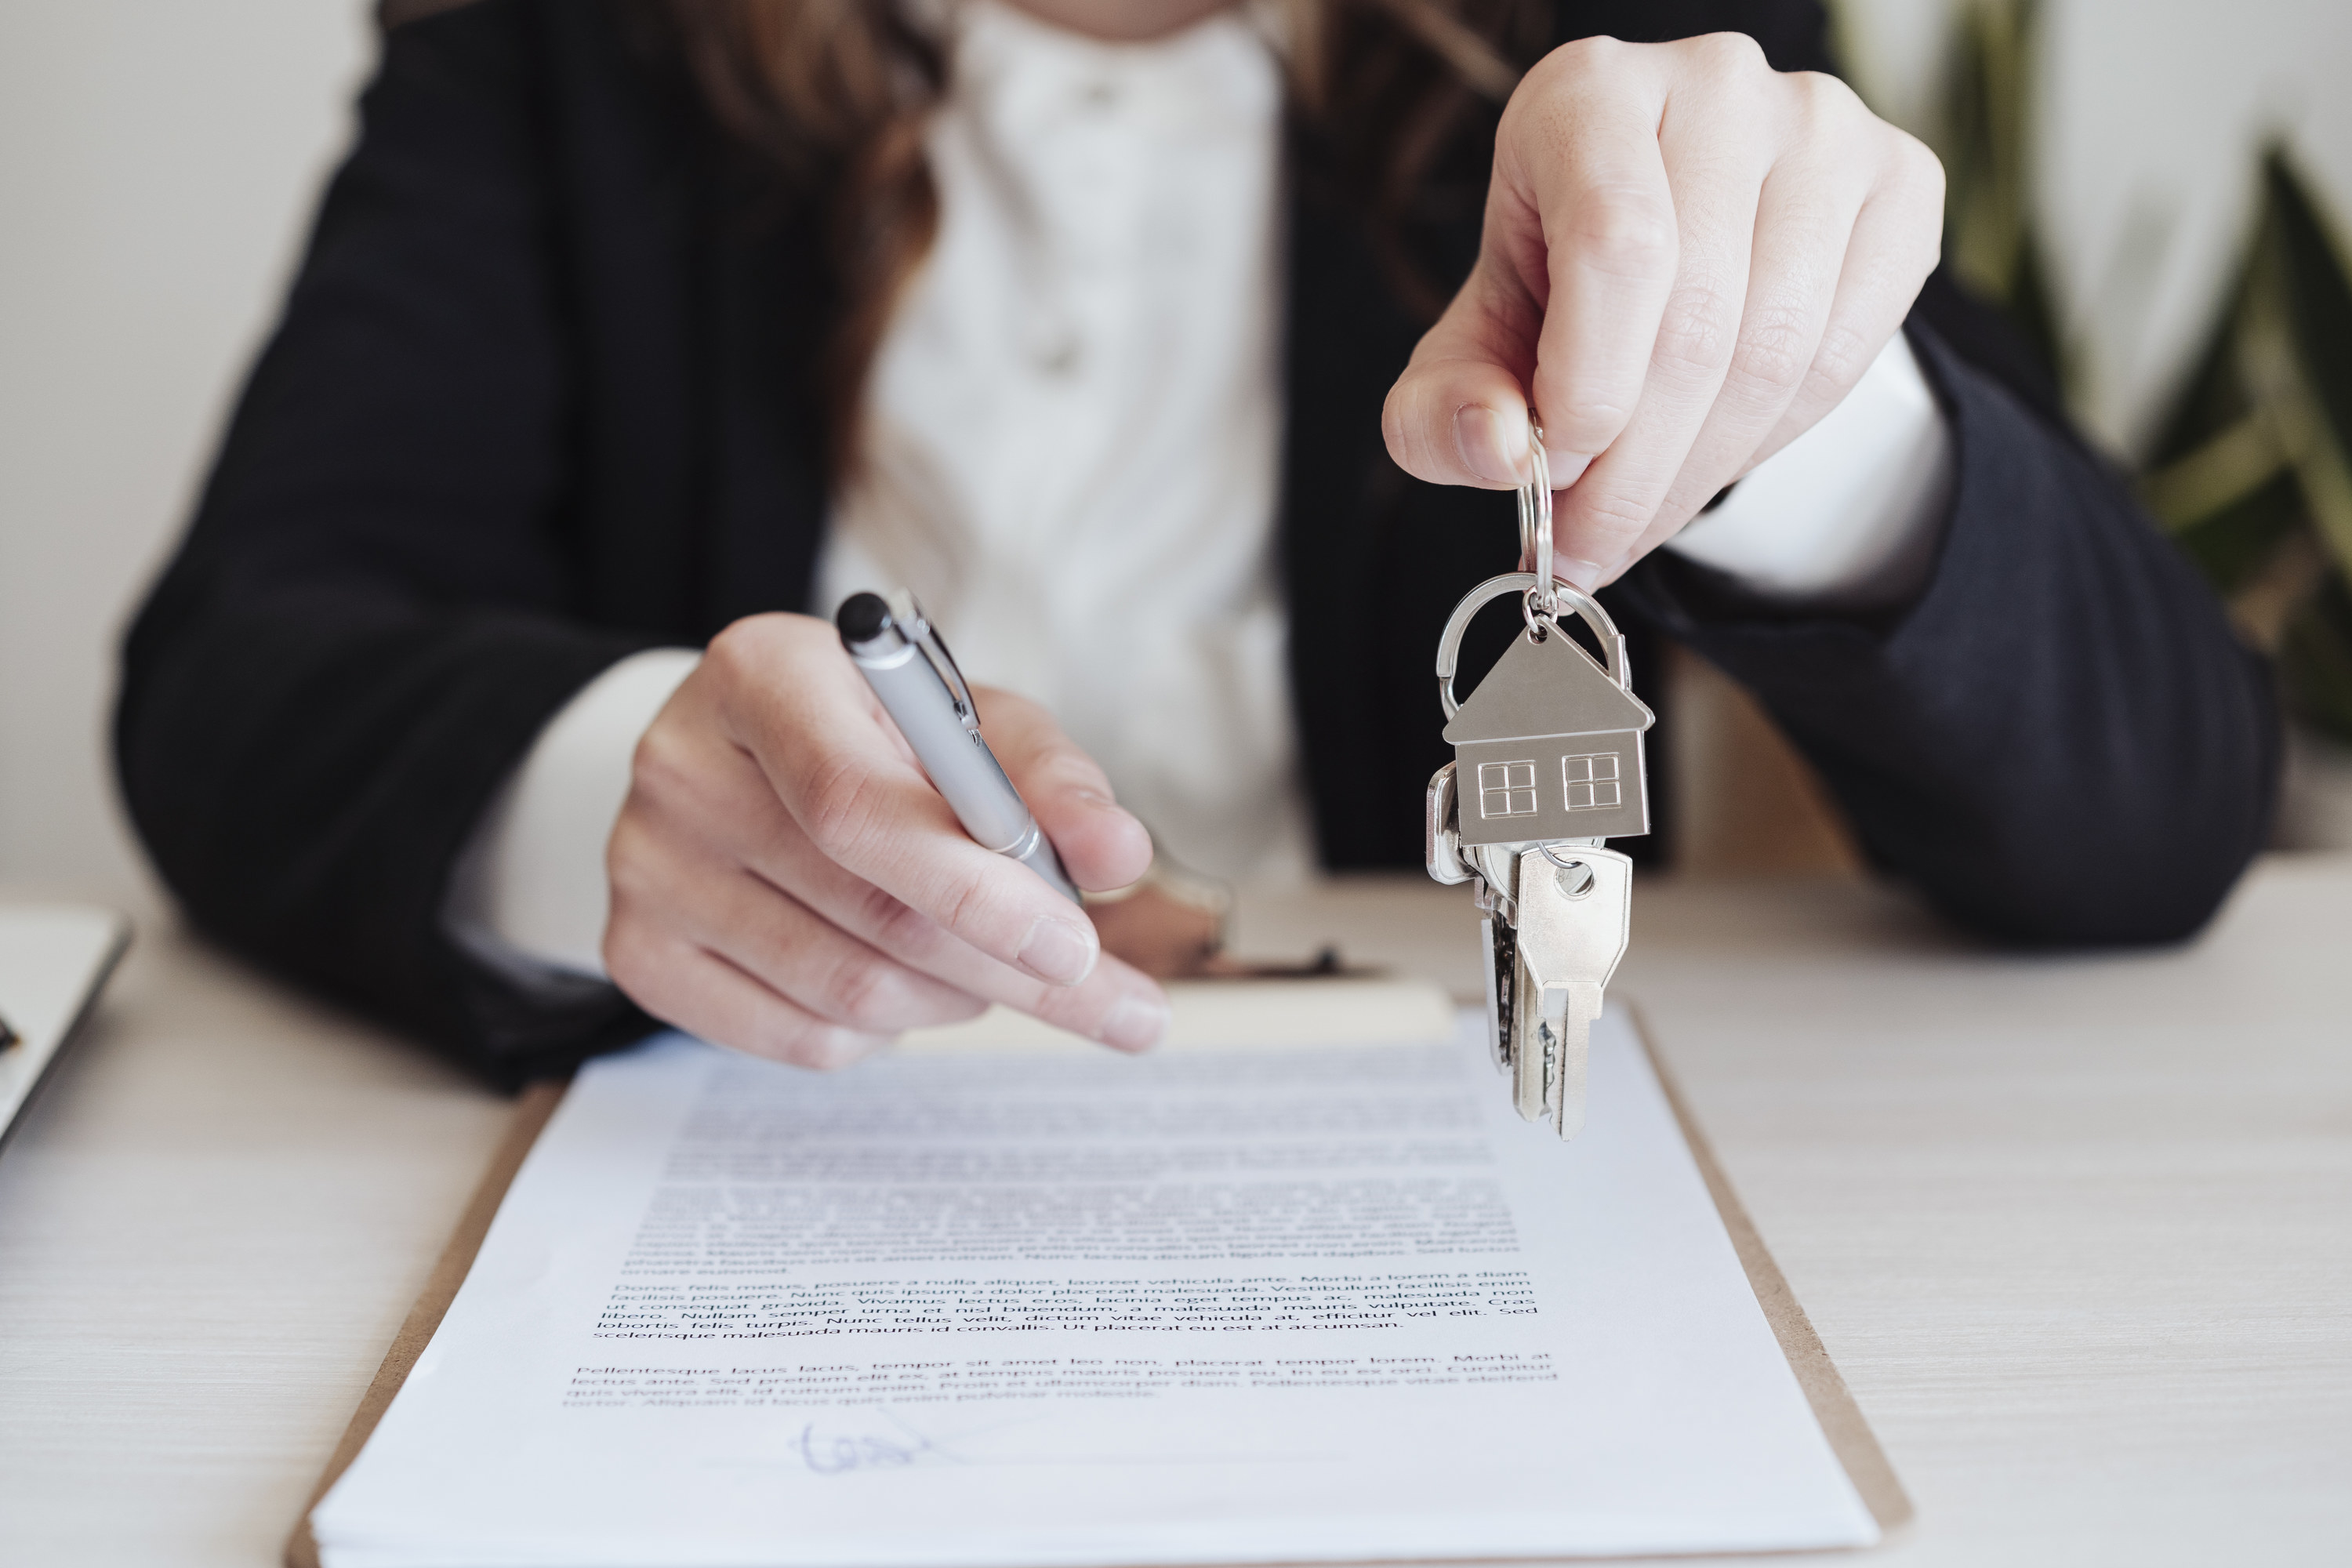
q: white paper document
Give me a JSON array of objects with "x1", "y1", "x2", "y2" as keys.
[{"x1": 312, "y1": 1007, "x2": 1878, "y2": 1566}]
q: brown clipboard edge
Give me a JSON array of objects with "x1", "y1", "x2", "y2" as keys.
[
  {"x1": 1626, "y1": 998, "x2": 1915, "y2": 1543},
  {"x1": 285, "y1": 1009, "x2": 1912, "y2": 1567},
  {"x1": 285, "y1": 1076, "x2": 570, "y2": 1568}
]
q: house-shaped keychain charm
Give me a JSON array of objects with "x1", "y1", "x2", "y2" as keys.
[{"x1": 1441, "y1": 625, "x2": 1656, "y2": 847}]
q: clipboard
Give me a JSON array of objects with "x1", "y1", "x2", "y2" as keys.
[{"x1": 286, "y1": 1011, "x2": 1913, "y2": 1567}]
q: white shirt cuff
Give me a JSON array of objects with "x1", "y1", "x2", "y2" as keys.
[
  {"x1": 443, "y1": 648, "x2": 702, "y2": 982},
  {"x1": 1664, "y1": 332, "x2": 1953, "y2": 611}
]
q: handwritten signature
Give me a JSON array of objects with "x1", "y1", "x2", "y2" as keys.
[{"x1": 794, "y1": 1409, "x2": 956, "y2": 1475}]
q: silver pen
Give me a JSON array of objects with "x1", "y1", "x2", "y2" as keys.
[{"x1": 835, "y1": 590, "x2": 1080, "y2": 903}]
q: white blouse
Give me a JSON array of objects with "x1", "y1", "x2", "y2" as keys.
[
  {"x1": 814, "y1": 0, "x2": 1308, "y2": 884},
  {"x1": 448, "y1": 0, "x2": 1951, "y2": 978}
]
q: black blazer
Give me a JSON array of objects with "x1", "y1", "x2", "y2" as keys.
[{"x1": 117, "y1": 0, "x2": 2278, "y2": 1084}]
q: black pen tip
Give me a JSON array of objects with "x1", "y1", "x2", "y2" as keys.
[{"x1": 836, "y1": 592, "x2": 895, "y2": 649}]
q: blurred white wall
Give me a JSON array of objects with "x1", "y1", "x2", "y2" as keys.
[
  {"x1": 2044, "y1": 0, "x2": 2352, "y2": 449},
  {"x1": 0, "y1": 2, "x2": 374, "y2": 902},
  {"x1": 0, "y1": 0, "x2": 2348, "y2": 899},
  {"x1": 1839, "y1": 0, "x2": 2352, "y2": 450}
]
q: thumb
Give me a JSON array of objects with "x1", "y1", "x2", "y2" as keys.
[
  {"x1": 1382, "y1": 263, "x2": 1542, "y2": 491},
  {"x1": 974, "y1": 687, "x2": 1155, "y2": 895}
]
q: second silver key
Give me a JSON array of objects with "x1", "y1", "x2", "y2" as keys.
[{"x1": 1512, "y1": 844, "x2": 1633, "y2": 1138}]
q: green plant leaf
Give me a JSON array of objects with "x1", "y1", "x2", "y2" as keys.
[{"x1": 2269, "y1": 149, "x2": 2352, "y2": 460}]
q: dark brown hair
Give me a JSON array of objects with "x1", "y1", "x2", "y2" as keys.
[{"x1": 658, "y1": 0, "x2": 1547, "y2": 478}]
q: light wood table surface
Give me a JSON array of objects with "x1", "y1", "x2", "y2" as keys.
[{"x1": 3, "y1": 858, "x2": 2348, "y2": 1565}]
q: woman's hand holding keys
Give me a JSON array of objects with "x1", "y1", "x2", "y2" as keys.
[{"x1": 1383, "y1": 33, "x2": 1945, "y2": 587}]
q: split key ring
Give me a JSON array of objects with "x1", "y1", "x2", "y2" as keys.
[{"x1": 1515, "y1": 419, "x2": 1558, "y2": 635}]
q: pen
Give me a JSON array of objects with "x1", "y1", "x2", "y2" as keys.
[{"x1": 836, "y1": 590, "x2": 1080, "y2": 904}]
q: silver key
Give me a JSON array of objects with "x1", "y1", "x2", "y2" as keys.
[
  {"x1": 1427, "y1": 765, "x2": 1530, "y2": 1080},
  {"x1": 1428, "y1": 775, "x2": 1632, "y2": 1138},
  {"x1": 1509, "y1": 845, "x2": 1632, "y2": 1138}
]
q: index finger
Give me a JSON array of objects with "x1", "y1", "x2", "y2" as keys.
[
  {"x1": 1513, "y1": 39, "x2": 1681, "y2": 477},
  {"x1": 710, "y1": 617, "x2": 1109, "y2": 989},
  {"x1": 968, "y1": 686, "x2": 1156, "y2": 895},
  {"x1": 1380, "y1": 42, "x2": 1681, "y2": 501}
]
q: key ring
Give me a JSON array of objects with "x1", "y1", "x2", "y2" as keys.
[
  {"x1": 1433, "y1": 572, "x2": 1632, "y2": 719},
  {"x1": 1515, "y1": 421, "x2": 1556, "y2": 633},
  {"x1": 1434, "y1": 411, "x2": 1633, "y2": 719}
]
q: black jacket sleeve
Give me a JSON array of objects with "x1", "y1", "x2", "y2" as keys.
[
  {"x1": 1613, "y1": 292, "x2": 2281, "y2": 944},
  {"x1": 116, "y1": 7, "x2": 659, "y2": 1081}
]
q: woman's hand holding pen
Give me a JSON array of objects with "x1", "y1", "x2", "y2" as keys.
[
  {"x1": 603, "y1": 613, "x2": 1170, "y2": 1069},
  {"x1": 1382, "y1": 32, "x2": 1944, "y2": 586}
]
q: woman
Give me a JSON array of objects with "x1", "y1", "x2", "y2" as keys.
[{"x1": 117, "y1": 0, "x2": 2275, "y2": 1083}]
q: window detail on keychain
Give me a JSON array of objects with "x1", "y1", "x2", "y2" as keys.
[
  {"x1": 1476, "y1": 761, "x2": 1541, "y2": 820},
  {"x1": 1563, "y1": 754, "x2": 1622, "y2": 812}
]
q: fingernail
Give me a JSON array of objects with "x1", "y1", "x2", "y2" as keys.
[
  {"x1": 1556, "y1": 556, "x2": 1612, "y2": 591},
  {"x1": 1098, "y1": 994, "x2": 1171, "y2": 1052},
  {"x1": 1454, "y1": 405, "x2": 1526, "y2": 486},
  {"x1": 1018, "y1": 916, "x2": 1098, "y2": 986},
  {"x1": 1548, "y1": 450, "x2": 1595, "y2": 489}
]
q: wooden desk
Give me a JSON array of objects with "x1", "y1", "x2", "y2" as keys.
[{"x1": 3, "y1": 859, "x2": 2348, "y2": 1565}]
